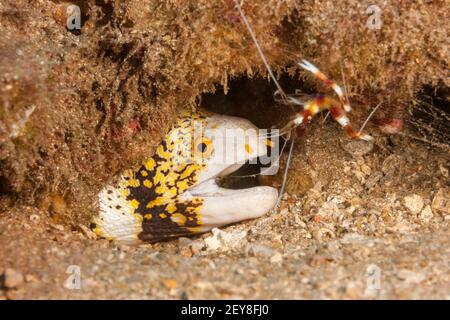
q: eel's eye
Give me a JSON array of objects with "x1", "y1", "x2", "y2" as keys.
[{"x1": 193, "y1": 137, "x2": 213, "y2": 158}]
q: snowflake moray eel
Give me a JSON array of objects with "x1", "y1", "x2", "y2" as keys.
[{"x1": 93, "y1": 111, "x2": 278, "y2": 243}]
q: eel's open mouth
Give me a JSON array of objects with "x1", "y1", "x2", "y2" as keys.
[
  {"x1": 185, "y1": 157, "x2": 278, "y2": 227},
  {"x1": 189, "y1": 154, "x2": 274, "y2": 197}
]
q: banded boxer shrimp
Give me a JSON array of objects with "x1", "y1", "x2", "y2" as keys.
[{"x1": 232, "y1": 0, "x2": 378, "y2": 208}]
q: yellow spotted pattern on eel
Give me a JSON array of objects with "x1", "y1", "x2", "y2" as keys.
[{"x1": 108, "y1": 111, "x2": 213, "y2": 241}]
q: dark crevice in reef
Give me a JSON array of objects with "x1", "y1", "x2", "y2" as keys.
[
  {"x1": 0, "y1": 175, "x2": 13, "y2": 198},
  {"x1": 419, "y1": 84, "x2": 450, "y2": 115},
  {"x1": 201, "y1": 73, "x2": 309, "y2": 129},
  {"x1": 407, "y1": 84, "x2": 450, "y2": 148}
]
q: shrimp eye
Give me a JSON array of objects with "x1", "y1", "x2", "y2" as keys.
[{"x1": 193, "y1": 137, "x2": 213, "y2": 158}]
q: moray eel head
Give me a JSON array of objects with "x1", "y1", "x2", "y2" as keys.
[{"x1": 93, "y1": 111, "x2": 278, "y2": 243}]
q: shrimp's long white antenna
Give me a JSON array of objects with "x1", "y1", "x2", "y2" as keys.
[
  {"x1": 273, "y1": 134, "x2": 295, "y2": 211},
  {"x1": 358, "y1": 102, "x2": 382, "y2": 135},
  {"x1": 234, "y1": 0, "x2": 288, "y2": 102},
  {"x1": 340, "y1": 61, "x2": 351, "y2": 112}
]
